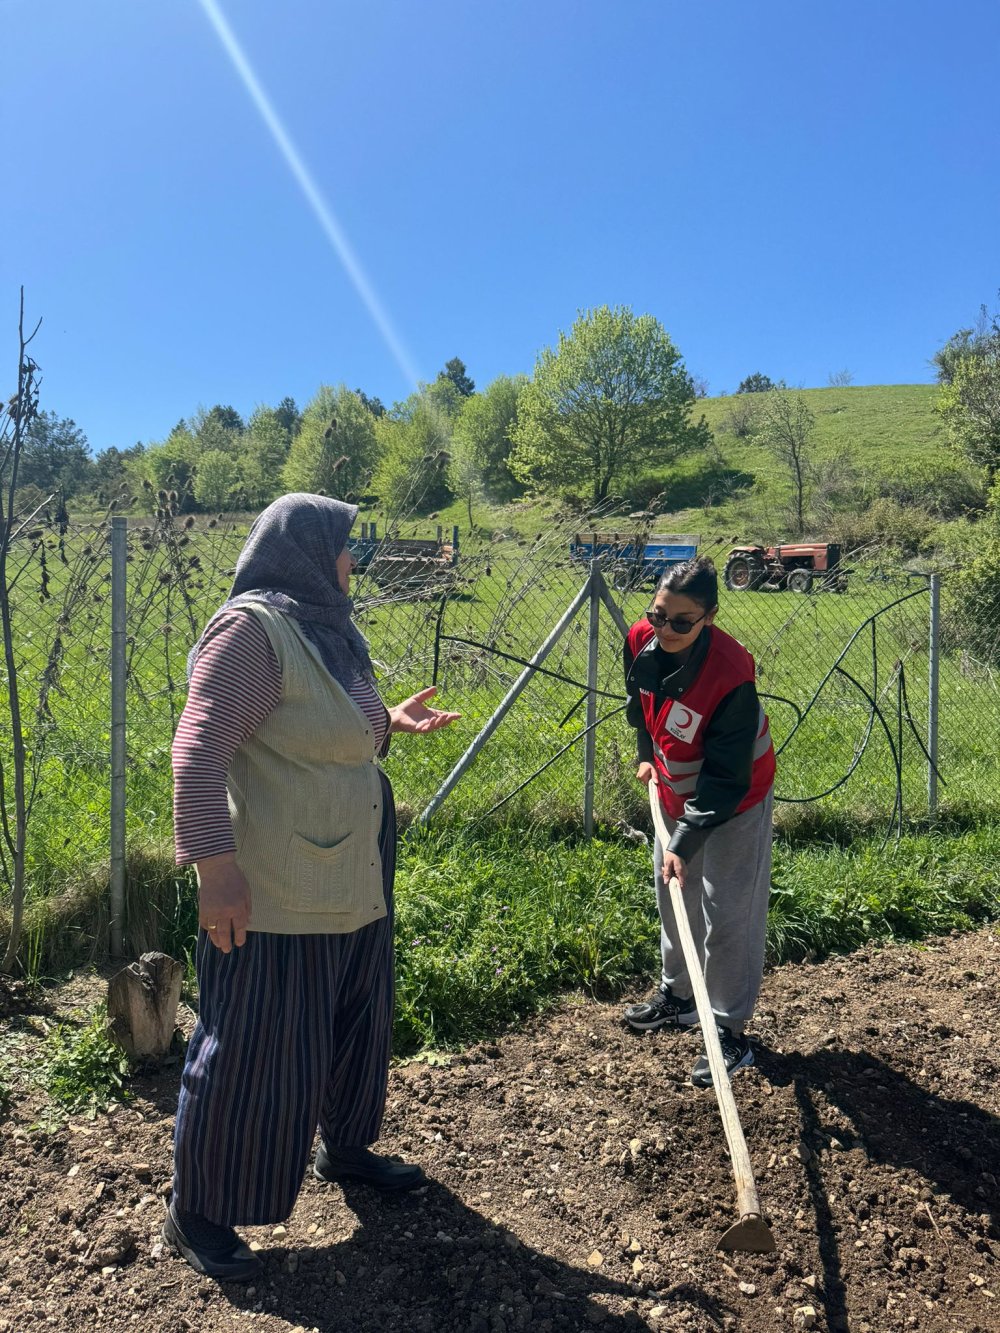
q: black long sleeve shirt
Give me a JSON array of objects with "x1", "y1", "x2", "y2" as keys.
[{"x1": 623, "y1": 626, "x2": 764, "y2": 863}]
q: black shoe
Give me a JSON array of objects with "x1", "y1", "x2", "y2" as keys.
[
  {"x1": 314, "y1": 1143, "x2": 426, "y2": 1192},
  {"x1": 624, "y1": 982, "x2": 698, "y2": 1031},
  {"x1": 691, "y1": 1027, "x2": 754, "y2": 1088},
  {"x1": 162, "y1": 1202, "x2": 262, "y2": 1282}
]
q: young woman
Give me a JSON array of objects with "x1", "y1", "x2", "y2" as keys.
[{"x1": 622, "y1": 556, "x2": 775, "y2": 1087}]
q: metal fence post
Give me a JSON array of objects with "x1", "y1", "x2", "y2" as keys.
[
  {"x1": 928, "y1": 572, "x2": 940, "y2": 815},
  {"x1": 583, "y1": 560, "x2": 600, "y2": 839},
  {"x1": 419, "y1": 575, "x2": 593, "y2": 823},
  {"x1": 110, "y1": 516, "x2": 127, "y2": 958}
]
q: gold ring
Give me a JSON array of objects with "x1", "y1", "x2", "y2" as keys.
[{"x1": 206, "y1": 922, "x2": 218, "y2": 930}]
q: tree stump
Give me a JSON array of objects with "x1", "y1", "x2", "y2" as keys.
[{"x1": 107, "y1": 952, "x2": 184, "y2": 1062}]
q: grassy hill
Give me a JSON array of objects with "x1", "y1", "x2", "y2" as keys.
[{"x1": 417, "y1": 382, "x2": 969, "y2": 551}]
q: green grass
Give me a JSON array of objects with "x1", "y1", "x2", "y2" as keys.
[{"x1": 390, "y1": 813, "x2": 1000, "y2": 1053}]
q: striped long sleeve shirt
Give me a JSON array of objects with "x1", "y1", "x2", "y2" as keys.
[{"x1": 172, "y1": 609, "x2": 391, "y2": 865}]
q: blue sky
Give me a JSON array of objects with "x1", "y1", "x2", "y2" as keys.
[{"x1": 4, "y1": 0, "x2": 999, "y2": 453}]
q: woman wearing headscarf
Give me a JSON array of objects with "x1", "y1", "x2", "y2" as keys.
[{"x1": 162, "y1": 493, "x2": 460, "y2": 1282}]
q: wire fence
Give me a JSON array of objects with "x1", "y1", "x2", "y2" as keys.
[{"x1": 2, "y1": 506, "x2": 999, "y2": 928}]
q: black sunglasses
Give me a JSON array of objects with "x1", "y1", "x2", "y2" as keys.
[{"x1": 645, "y1": 608, "x2": 708, "y2": 635}]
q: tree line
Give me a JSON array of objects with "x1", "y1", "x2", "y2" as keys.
[
  {"x1": 10, "y1": 308, "x2": 710, "y2": 519},
  {"x1": 11, "y1": 297, "x2": 1000, "y2": 533}
]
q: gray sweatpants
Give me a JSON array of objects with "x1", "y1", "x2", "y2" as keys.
[{"x1": 653, "y1": 788, "x2": 774, "y2": 1034}]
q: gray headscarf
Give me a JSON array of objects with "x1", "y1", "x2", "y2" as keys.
[{"x1": 188, "y1": 493, "x2": 373, "y2": 689}]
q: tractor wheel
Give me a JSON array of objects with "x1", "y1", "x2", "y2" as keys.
[
  {"x1": 724, "y1": 552, "x2": 766, "y2": 592},
  {"x1": 787, "y1": 569, "x2": 813, "y2": 594}
]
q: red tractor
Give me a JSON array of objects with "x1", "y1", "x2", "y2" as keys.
[{"x1": 723, "y1": 542, "x2": 847, "y2": 594}]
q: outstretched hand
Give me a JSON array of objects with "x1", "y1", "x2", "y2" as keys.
[{"x1": 389, "y1": 686, "x2": 461, "y2": 735}]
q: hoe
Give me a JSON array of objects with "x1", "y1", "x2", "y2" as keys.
[{"x1": 647, "y1": 781, "x2": 777, "y2": 1254}]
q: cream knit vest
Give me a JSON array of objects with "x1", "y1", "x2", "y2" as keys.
[{"x1": 225, "y1": 603, "x2": 387, "y2": 934}]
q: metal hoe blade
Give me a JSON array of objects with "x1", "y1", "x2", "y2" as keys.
[{"x1": 718, "y1": 1213, "x2": 777, "y2": 1254}]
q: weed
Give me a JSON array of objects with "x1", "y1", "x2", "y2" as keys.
[{"x1": 44, "y1": 1008, "x2": 132, "y2": 1118}]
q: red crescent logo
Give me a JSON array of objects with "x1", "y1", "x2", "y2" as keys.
[{"x1": 672, "y1": 707, "x2": 692, "y2": 731}]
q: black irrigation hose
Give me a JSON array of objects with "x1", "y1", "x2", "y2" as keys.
[
  {"x1": 772, "y1": 584, "x2": 928, "y2": 758},
  {"x1": 471, "y1": 704, "x2": 629, "y2": 826},
  {"x1": 432, "y1": 632, "x2": 623, "y2": 699}
]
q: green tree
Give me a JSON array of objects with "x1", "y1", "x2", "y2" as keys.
[
  {"x1": 932, "y1": 304, "x2": 994, "y2": 385},
  {"x1": 15, "y1": 411, "x2": 91, "y2": 497},
  {"x1": 374, "y1": 390, "x2": 454, "y2": 515},
  {"x1": 438, "y1": 357, "x2": 475, "y2": 398},
  {"x1": 354, "y1": 389, "x2": 386, "y2": 419},
  {"x1": 937, "y1": 322, "x2": 1000, "y2": 482},
  {"x1": 142, "y1": 423, "x2": 199, "y2": 506},
  {"x1": 509, "y1": 306, "x2": 708, "y2": 505},
  {"x1": 736, "y1": 372, "x2": 775, "y2": 394},
  {"x1": 281, "y1": 386, "x2": 379, "y2": 499},
  {"x1": 192, "y1": 404, "x2": 244, "y2": 456},
  {"x1": 274, "y1": 396, "x2": 302, "y2": 436},
  {"x1": 753, "y1": 386, "x2": 816, "y2": 536},
  {"x1": 449, "y1": 375, "x2": 526, "y2": 524},
  {"x1": 193, "y1": 449, "x2": 240, "y2": 511},
  {"x1": 240, "y1": 406, "x2": 292, "y2": 508}
]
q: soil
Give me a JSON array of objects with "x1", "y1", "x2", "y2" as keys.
[{"x1": 1, "y1": 928, "x2": 999, "y2": 1333}]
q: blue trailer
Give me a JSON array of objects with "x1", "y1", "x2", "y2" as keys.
[{"x1": 569, "y1": 530, "x2": 699, "y2": 589}]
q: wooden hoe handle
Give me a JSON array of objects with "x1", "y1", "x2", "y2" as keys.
[{"x1": 647, "y1": 780, "x2": 764, "y2": 1225}]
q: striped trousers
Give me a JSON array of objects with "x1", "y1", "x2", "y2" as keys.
[{"x1": 171, "y1": 771, "x2": 396, "y2": 1227}]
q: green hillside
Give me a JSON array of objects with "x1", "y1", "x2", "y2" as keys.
[
  {"x1": 419, "y1": 382, "x2": 972, "y2": 551},
  {"x1": 692, "y1": 382, "x2": 944, "y2": 475}
]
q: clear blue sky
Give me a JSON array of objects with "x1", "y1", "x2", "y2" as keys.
[{"x1": 4, "y1": 0, "x2": 999, "y2": 453}]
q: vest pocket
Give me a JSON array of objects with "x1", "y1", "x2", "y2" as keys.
[{"x1": 281, "y1": 830, "x2": 363, "y2": 914}]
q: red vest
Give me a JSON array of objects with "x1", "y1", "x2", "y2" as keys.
[{"x1": 627, "y1": 621, "x2": 776, "y2": 819}]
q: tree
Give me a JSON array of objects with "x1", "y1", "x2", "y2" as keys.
[
  {"x1": 827, "y1": 369, "x2": 854, "y2": 387},
  {"x1": 508, "y1": 305, "x2": 708, "y2": 505},
  {"x1": 281, "y1": 386, "x2": 379, "y2": 499},
  {"x1": 274, "y1": 396, "x2": 302, "y2": 436},
  {"x1": 240, "y1": 406, "x2": 292, "y2": 508},
  {"x1": 754, "y1": 387, "x2": 816, "y2": 536},
  {"x1": 437, "y1": 357, "x2": 475, "y2": 398},
  {"x1": 374, "y1": 390, "x2": 454, "y2": 515},
  {"x1": 15, "y1": 411, "x2": 91, "y2": 497},
  {"x1": 937, "y1": 322, "x2": 1000, "y2": 482},
  {"x1": 449, "y1": 375, "x2": 526, "y2": 524},
  {"x1": 193, "y1": 404, "x2": 244, "y2": 456},
  {"x1": 932, "y1": 304, "x2": 994, "y2": 385},
  {"x1": 142, "y1": 423, "x2": 198, "y2": 506},
  {"x1": 736, "y1": 372, "x2": 775, "y2": 394},
  {"x1": 354, "y1": 389, "x2": 386, "y2": 419},
  {"x1": 193, "y1": 449, "x2": 240, "y2": 511}
]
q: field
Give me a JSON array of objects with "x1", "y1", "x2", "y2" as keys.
[{"x1": 2, "y1": 928, "x2": 999, "y2": 1332}]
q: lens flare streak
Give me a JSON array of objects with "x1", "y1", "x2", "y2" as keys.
[{"x1": 196, "y1": 0, "x2": 421, "y2": 388}]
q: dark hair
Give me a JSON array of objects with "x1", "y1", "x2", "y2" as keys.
[{"x1": 656, "y1": 555, "x2": 718, "y2": 610}]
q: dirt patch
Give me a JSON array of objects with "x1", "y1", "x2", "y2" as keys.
[{"x1": 2, "y1": 930, "x2": 999, "y2": 1333}]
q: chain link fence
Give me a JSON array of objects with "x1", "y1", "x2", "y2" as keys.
[{"x1": 3, "y1": 507, "x2": 999, "y2": 946}]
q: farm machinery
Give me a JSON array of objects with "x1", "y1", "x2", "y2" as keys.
[
  {"x1": 569, "y1": 531, "x2": 699, "y2": 589},
  {"x1": 350, "y1": 522, "x2": 459, "y2": 594},
  {"x1": 723, "y1": 542, "x2": 847, "y2": 594}
]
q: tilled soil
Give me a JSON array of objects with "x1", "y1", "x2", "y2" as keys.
[{"x1": 1, "y1": 928, "x2": 999, "y2": 1333}]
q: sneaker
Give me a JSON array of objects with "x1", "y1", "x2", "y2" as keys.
[
  {"x1": 313, "y1": 1143, "x2": 426, "y2": 1192},
  {"x1": 624, "y1": 982, "x2": 698, "y2": 1031},
  {"x1": 162, "y1": 1201, "x2": 262, "y2": 1282},
  {"x1": 690, "y1": 1027, "x2": 754, "y2": 1088}
]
